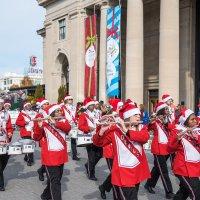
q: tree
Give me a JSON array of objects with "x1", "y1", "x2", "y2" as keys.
[
  {"x1": 20, "y1": 76, "x2": 33, "y2": 87},
  {"x1": 34, "y1": 85, "x2": 44, "y2": 99},
  {"x1": 58, "y1": 85, "x2": 68, "y2": 103}
]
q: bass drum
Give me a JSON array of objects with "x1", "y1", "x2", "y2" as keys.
[
  {"x1": 8, "y1": 142, "x2": 22, "y2": 155},
  {"x1": 0, "y1": 145, "x2": 7, "y2": 155}
]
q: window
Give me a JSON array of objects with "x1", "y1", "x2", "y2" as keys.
[
  {"x1": 4, "y1": 79, "x2": 6, "y2": 85},
  {"x1": 59, "y1": 19, "x2": 66, "y2": 40},
  {"x1": 10, "y1": 80, "x2": 12, "y2": 84}
]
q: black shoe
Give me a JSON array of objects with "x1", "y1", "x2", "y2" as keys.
[
  {"x1": 166, "y1": 192, "x2": 175, "y2": 199},
  {"x1": 0, "y1": 187, "x2": 5, "y2": 191},
  {"x1": 99, "y1": 185, "x2": 106, "y2": 199},
  {"x1": 85, "y1": 163, "x2": 89, "y2": 176},
  {"x1": 144, "y1": 183, "x2": 155, "y2": 194},
  {"x1": 89, "y1": 175, "x2": 97, "y2": 181},
  {"x1": 41, "y1": 195, "x2": 52, "y2": 200},
  {"x1": 37, "y1": 169, "x2": 44, "y2": 181},
  {"x1": 72, "y1": 156, "x2": 80, "y2": 161}
]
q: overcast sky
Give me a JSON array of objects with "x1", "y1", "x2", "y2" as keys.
[{"x1": 0, "y1": 1, "x2": 45, "y2": 76}]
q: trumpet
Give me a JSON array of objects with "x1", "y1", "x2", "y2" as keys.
[{"x1": 32, "y1": 116, "x2": 65, "y2": 121}]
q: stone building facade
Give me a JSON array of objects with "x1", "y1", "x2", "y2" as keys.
[{"x1": 37, "y1": 0, "x2": 200, "y2": 112}]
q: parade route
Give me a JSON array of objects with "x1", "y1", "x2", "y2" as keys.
[{"x1": 0, "y1": 132, "x2": 179, "y2": 200}]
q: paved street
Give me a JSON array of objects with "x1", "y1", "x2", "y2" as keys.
[{"x1": 0, "y1": 131, "x2": 179, "y2": 200}]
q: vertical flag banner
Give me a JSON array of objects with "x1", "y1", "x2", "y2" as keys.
[
  {"x1": 84, "y1": 15, "x2": 97, "y2": 98},
  {"x1": 106, "y1": 6, "x2": 121, "y2": 97}
]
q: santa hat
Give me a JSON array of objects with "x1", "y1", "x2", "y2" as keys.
[
  {"x1": 37, "y1": 97, "x2": 49, "y2": 107},
  {"x1": 83, "y1": 97, "x2": 95, "y2": 108},
  {"x1": 162, "y1": 94, "x2": 173, "y2": 103},
  {"x1": 179, "y1": 109, "x2": 194, "y2": 125},
  {"x1": 120, "y1": 103, "x2": 141, "y2": 119},
  {"x1": 0, "y1": 99, "x2": 4, "y2": 104},
  {"x1": 4, "y1": 101, "x2": 11, "y2": 107},
  {"x1": 23, "y1": 102, "x2": 31, "y2": 108},
  {"x1": 108, "y1": 98, "x2": 123, "y2": 111},
  {"x1": 47, "y1": 104, "x2": 61, "y2": 115},
  {"x1": 64, "y1": 95, "x2": 73, "y2": 101},
  {"x1": 154, "y1": 102, "x2": 168, "y2": 114}
]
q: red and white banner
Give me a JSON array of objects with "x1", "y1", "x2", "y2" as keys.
[{"x1": 84, "y1": 15, "x2": 97, "y2": 98}]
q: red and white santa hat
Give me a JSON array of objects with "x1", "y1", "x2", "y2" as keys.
[
  {"x1": 162, "y1": 94, "x2": 173, "y2": 103},
  {"x1": 108, "y1": 98, "x2": 123, "y2": 111},
  {"x1": 179, "y1": 109, "x2": 194, "y2": 125},
  {"x1": 154, "y1": 102, "x2": 168, "y2": 114},
  {"x1": 23, "y1": 102, "x2": 31, "y2": 108},
  {"x1": 120, "y1": 103, "x2": 141, "y2": 120},
  {"x1": 64, "y1": 95, "x2": 73, "y2": 101},
  {"x1": 4, "y1": 101, "x2": 11, "y2": 107},
  {"x1": 83, "y1": 97, "x2": 95, "y2": 108},
  {"x1": 37, "y1": 97, "x2": 49, "y2": 107},
  {"x1": 47, "y1": 104, "x2": 61, "y2": 115}
]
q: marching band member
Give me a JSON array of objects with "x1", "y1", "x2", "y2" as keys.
[
  {"x1": 98, "y1": 105, "x2": 115, "y2": 199},
  {"x1": 162, "y1": 94, "x2": 176, "y2": 123},
  {"x1": 168, "y1": 109, "x2": 200, "y2": 199},
  {"x1": 35, "y1": 98, "x2": 49, "y2": 181},
  {"x1": 16, "y1": 102, "x2": 36, "y2": 166},
  {"x1": 0, "y1": 99, "x2": 13, "y2": 191},
  {"x1": 93, "y1": 103, "x2": 150, "y2": 200},
  {"x1": 78, "y1": 97, "x2": 102, "y2": 181},
  {"x1": 144, "y1": 102, "x2": 174, "y2": 199},
  {"x1": 62, "y1": 95, "x2": 79, "y2": 160},
  {"x1": 33, "y1": 104, "x2": 71, "y2": 200}
]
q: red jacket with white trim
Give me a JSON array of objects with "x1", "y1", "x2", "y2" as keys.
[
  {"x1": 149, "y1": 119, "x2": 171, "y2": 155},
  {"x1": 16, "y1": 110, "x2": 36, "y2": 138},
  {"x1": 168, "y1": 127, "x2": 200, "y2": 177},
  {"x1": 93, "y1": 125, "x2": 150, "y2": 187},
  {"x1": 78, "y1": 112, "x2": 95, "y2": 134},
  {"x1": 33, "y1": 119, "x2": 71, "y2": 166}
]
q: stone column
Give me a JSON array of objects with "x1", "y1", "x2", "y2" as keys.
[
  {"x1": 99, "y1": 1, "x2": 109, "y2": 102},
  {"x1": 125, "y1": 0, "x2": 143, "y2": 104},
  {"x1": 159, "y1": 0, "x2": 179, "y2": 104}
]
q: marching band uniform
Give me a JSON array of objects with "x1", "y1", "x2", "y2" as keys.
[
  {"x1": 0, "y1": 99, "x2": 13, "y2": 191},
  {"x1": 16, "y1": 102, "x2": 36, "y2": 166},
  {"x1": 168, "y1": 109, "x2": 200, "y2": 200},
  {"x1": 145, "y1": 102, "x2": 174, "y2": 199},
  {"x1": 93, "y1": 103, "x2": 150, "y2": 200},
  {"x1": 62, "y1": 95, "x2": 79, "y2": 160},
  {"x1": 78, "y1": 98, "x2": 102, "y2": 181},
  {"x1": 162, "y1": 94, "x2": 176, "y2": 124},
  {"x1": 33, "y1": 104, "x2": 71, "y2": 200},
  {"x1": 35, "y1": 98, "x2": 49, "y2": 181}
]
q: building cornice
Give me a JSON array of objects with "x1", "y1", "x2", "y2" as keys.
[{"x1": 37, "y1": 0, "x2": 57, "y2": 7}]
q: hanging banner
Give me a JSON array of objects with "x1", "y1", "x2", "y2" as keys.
[
  {"x1": 84, "y1": 15, "x2": 97, "y2": 98},
  {"x1": 106, "y1": 5, "x2": 121, "y2": 97}
]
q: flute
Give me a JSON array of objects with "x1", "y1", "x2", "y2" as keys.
[
  {"x1": 98, "y1": 121, "x2": 143, "y2": 126},
  {"x1": 32, "y1": 116, "x2": 65, "y2": 121}
]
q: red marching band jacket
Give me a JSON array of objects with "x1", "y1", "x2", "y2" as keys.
[
  {"x1": 149, "y1": 119, "x2": 172, "y2": 155},
  {"x1": 168, "y1": 125, "x2": 200, "y2": 177},
  {"x1": 78, "y1": 112, "x2": 96, "y2": 134},
  {"x1": 0, "y1": 110, "x2": 13, "y2": 143},
  {"x1": 93, "y1": 124, "x2": 150, "y2": 187},
  {"x1": 33, "y1": 119, "x2": 71, "y2": 166},
  {"x1": 16, "y1": 110, "x2": 36, "y2": 138}
]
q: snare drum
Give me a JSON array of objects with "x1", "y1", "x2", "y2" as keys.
[
  {"x1": 19, "y1": 139, "x2": 35, "y2": 154},
  {"x1": 0, "y1": 145, "x2": 7, "y2": 155},
  {"x1": 77, "y1": 133, "x2": 93, "y2": 147},
  {"x1": 8, "y1": 142, "x2": 22, "y2": 155}
]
